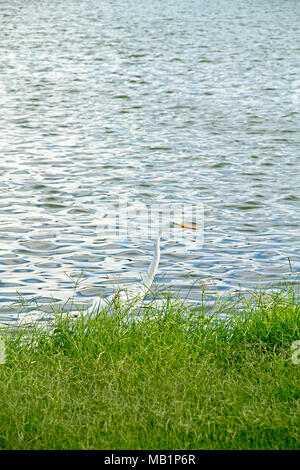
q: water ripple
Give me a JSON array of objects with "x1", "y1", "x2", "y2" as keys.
[{"x1": 0, "y1": 0, "x2": 299, "y2": 321}]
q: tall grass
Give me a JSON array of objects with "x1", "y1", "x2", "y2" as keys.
[{"x1": 0, "y1": 281, "x2": 299, "y2": 450}]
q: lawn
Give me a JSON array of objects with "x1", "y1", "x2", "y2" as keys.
[{"x1": 0, "y1": 282, "x2": 299, "y2": 450}]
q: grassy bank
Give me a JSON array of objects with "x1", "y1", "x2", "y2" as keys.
[{"x1": 0, "y1": 283, "x2": 299, "y2": 450}]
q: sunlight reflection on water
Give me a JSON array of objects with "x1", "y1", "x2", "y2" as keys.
[{"x1": 0, "y1": 0, "x2": 299, "y2": 322}]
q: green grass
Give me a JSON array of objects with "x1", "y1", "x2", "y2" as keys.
[{"x1": 0, "y1": 282, "x2": 299, "y2": 450}]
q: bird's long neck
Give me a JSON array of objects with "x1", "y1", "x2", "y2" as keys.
[{"x1": 142, "y1": 230, "x2": 161, "y2": 290}]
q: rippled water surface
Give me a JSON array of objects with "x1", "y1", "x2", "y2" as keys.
[{"x1": 0, "y1": 0, "x2": 299, "y2": 322}]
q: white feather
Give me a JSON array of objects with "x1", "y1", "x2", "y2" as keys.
[{"x1": 86, "y1": 228, "x2": 162, "y2": 318}]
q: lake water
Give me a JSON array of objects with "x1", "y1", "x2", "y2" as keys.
[{"x1": 0, "y1": 0, "x2": 299, "y2": 322}]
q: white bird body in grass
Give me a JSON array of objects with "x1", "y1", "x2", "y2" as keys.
[
  {"x1": 86, "y1": 221, "x2": 197, "y2": 319},
  {"x1": 86, "y1": 226, "x2": 162, "y2": 318}
]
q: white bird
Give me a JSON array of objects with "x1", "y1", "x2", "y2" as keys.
[
  {"x1": 1, "y1": 220, "x2": 196, "y2": 328},
  {"x1": 86, "y1": 221, "x2": 197, "y2": 319}
]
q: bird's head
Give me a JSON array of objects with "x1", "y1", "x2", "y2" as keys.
[
  {"x1": 171, "y1": 221, "x2": 197, "y2": 230},
  {"x1": 157, "y1": 219, "x2": 197, "y2": 238}
]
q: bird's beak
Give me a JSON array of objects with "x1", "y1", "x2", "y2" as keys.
[{"x1": 173, "y1": 221, "x2": 197, "y2": 230}]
